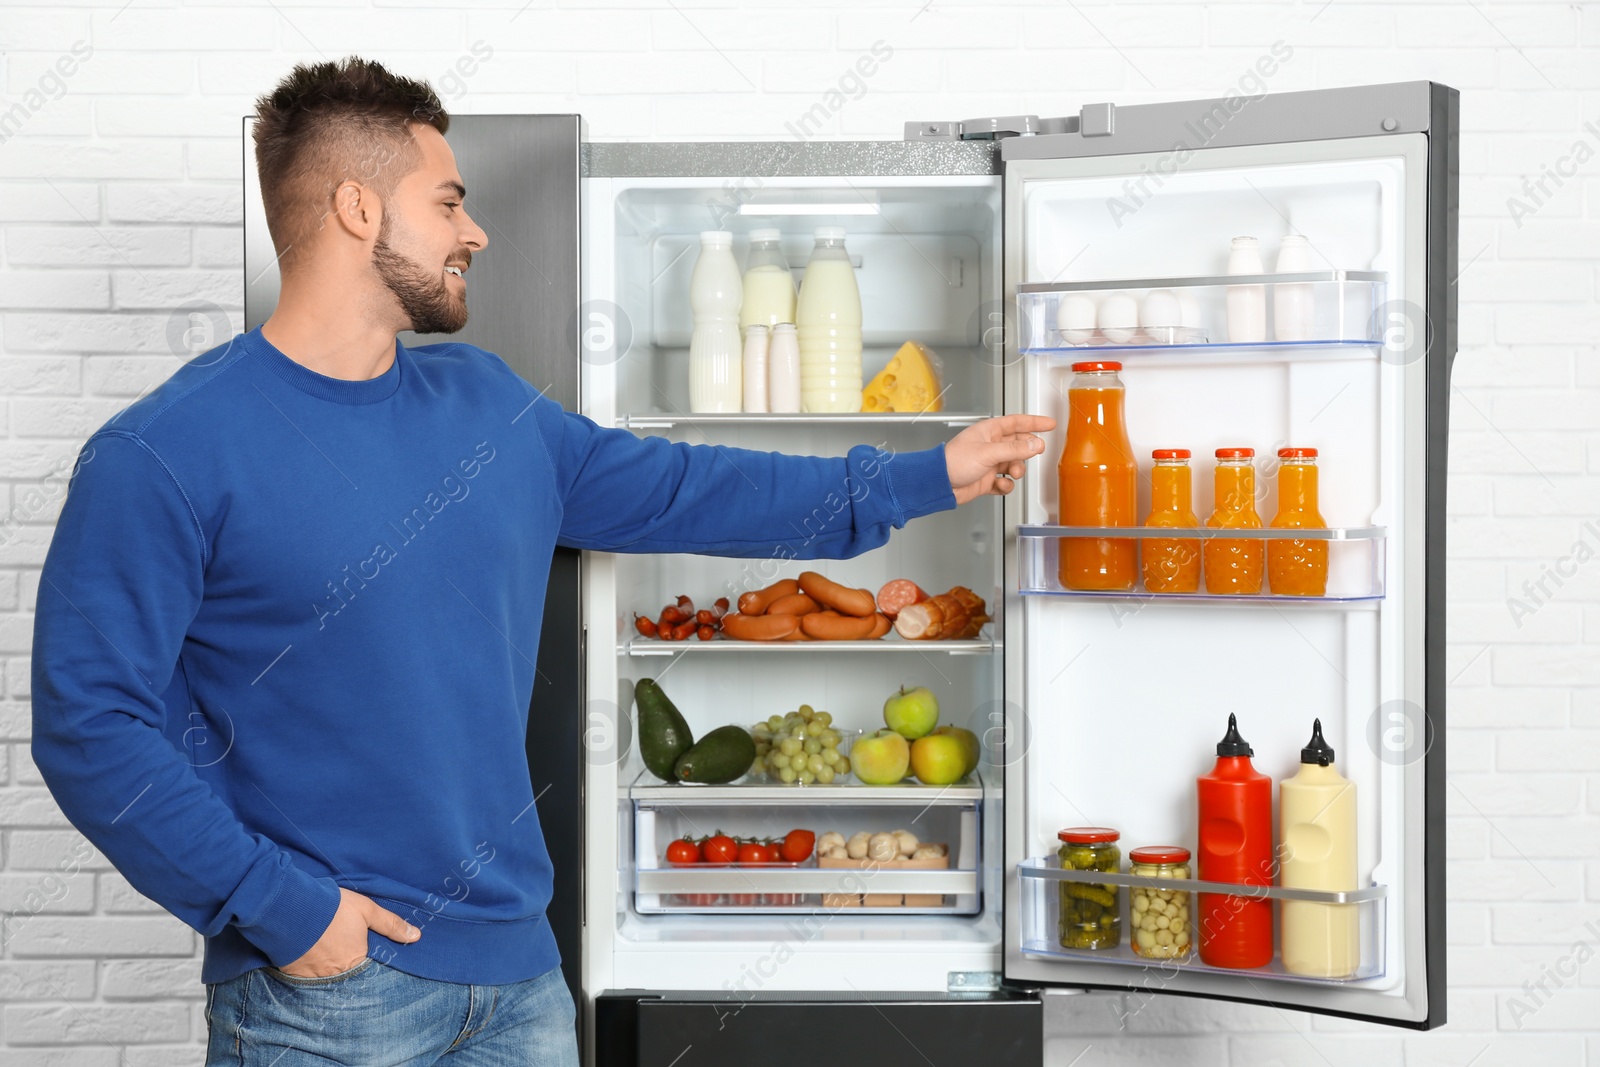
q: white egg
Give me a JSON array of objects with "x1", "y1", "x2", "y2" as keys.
[
  {"x1": 1140, "y1": 289, "x2": 1182, "y2": 328},
  {"x1": 1098, "y1": 292, "x2": 1138, "y2": 343},
  {"x1": 1056, "y1": 294, "x2": 1098, "y2": 344}
]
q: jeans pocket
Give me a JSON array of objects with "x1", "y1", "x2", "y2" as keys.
[{"x1": 265, "y1": 955, "x2": 376, "y2": 987}]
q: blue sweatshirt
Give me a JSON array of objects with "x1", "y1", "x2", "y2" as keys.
[{"x1": 29, "y1": 326, "x2": 957, "y2": 986}]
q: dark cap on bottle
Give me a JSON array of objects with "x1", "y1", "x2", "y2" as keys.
[
  {"x1": 1301, "y1": 718, "x2": 1336, "y2": 766},
  {"x1": 1216, "y1": 713, "x2": 1253, "y2": 757}
]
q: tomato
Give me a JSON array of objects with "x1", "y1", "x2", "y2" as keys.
[
  {"x1": 730, "y1": 893, "x2": 761, "y2": 906},
  {"x1": 739, "y1": 843, "x2": 777, "y2": 865},
  {"x1": 666, "y1": 839, "x2": 700, "y2": 865},
  {"x1": 703, "y1": 835, "x2": 738, "y2": 865},
  {"x1": 683, "y1": 893, "x2": 718, "y2": 906},
  {"x1": 779, "y1": 829, "x2": 816, "y2": 864}
]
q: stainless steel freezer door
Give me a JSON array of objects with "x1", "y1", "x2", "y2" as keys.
[{"x1": 998, "y1": 82, "x2": 1455, "y2": 1030}]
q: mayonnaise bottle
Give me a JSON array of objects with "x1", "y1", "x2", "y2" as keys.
[{"x1": 1279, "y1": 719, "x2": 1360, "y2": 978}]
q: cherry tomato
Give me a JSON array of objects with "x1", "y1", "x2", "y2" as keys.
[
  {"x1": 684, "y1": 893, "x2": 718, "y2": 906},
  {"x1": 730, "y1": 893, "x2": 761, "y2": 906},
  {"x1": 702, "y1": 835, "x2": 738, "y2": 865},
  {"x1": 665, "y1": 839, "x2": 700, "y2": 865},
  {"x1": 779, "y1": 829, "x2": 816, "y2": 864}
]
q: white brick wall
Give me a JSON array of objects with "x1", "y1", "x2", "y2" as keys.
[{"x1": 0, "y1": 2, "x2": 1593, "y2": 1063}]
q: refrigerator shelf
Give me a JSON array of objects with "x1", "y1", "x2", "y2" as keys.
[
  {"x1": 623, "y1": 635, "x2": 999, "y2": 656},
  {"x1": 1016, "y1": 525, "x2": 1386, "y2": 601},
  {"x1": 1018, "y1": 859, "x2": 1387, "y2": 984},
  {"x1": 638, "y1": 866, "x2": 978, "y2": 895},
  {"x1": 617, "y1": 412, "x2": 990, "y2": 429},
  {"x1": 629, "y1": 770, "x2": 984, "y2": 804},
  {"x1": 1017, "y1": 269, "x2": 1387, "y2": 293},
  {"x1": 1018, "y1": 339, "x2": 1383, "y2": 362}
]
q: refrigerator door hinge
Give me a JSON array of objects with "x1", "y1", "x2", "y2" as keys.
[
  {"x1": 1079, "y1": 102, "x2": 1115, "y2": 137},
  {"x1": 948, "y1": 970, "x2": 1003, "y2": 995},
  {"x1": 904, "y1": 115, "x2": 1043, "y2": 141}
]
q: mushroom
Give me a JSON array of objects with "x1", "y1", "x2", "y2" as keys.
[
  {"x1": 868, "y1": 833, "x2": 899, "y2": 862},
  {"x1": 846, "y1": 832, "x2": 871, "y2": 860},
  {"x1": 892, "y1": 830, "x2": 919, "y2": 857}
]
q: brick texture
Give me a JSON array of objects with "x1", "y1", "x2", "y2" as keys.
[{"x1": 1, "y1": 3, "x2": 1595, "y2": 1063}]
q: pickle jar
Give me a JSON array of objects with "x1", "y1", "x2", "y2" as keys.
[
  {"x1": 1128, "y1": 846, "x2": 1192, "y2": 960},
  {"x1": 1057, "y1": 827, "x2": 1121, "y2": 950}
]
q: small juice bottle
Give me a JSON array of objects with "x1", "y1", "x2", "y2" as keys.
[
  {"x1": 1269, "y1": 447, "x2": 1328, "y2": 596},
  {"x1": 1057, "y1": 361, "x2": 1138, "y2": 591},
  {"x1": 1204, "y1": 448, "x2": 1263, "y2": 595},
  {"x1": 1143, "y1": 449, "x2": 1200, "y2": 593}
]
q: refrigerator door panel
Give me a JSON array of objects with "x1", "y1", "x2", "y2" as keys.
[{"x1": 1000, "y1": 83, "x2": 1454, "y2": 1029}]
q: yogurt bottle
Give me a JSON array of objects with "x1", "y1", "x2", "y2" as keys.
[
  {"x1": 796, "y1": 227, "x2": 863, "y2": 413},
  {"x1": 740, "y1": 228, "x2": 796, "y2": 342},
  {"x1": 688, "y1": 230, "x2": 743, "y2": 412}
]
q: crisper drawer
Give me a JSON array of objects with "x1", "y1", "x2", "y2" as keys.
[{"x1": 629, "y1": 774, "x2": 983, "y2": 916}]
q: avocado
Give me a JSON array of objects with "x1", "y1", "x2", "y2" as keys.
[
  {"x1": 636, "y1": 678, "x2": 693, "y2": 782},
  {"x1": 673, "y1": 725, "x2": 757, "y2": 785}
]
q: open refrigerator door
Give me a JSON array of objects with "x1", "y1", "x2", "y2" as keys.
[
  {"x1": 999, "y1": 82, "x2": 1455, "y2": 1028},
  {"x1": 580, "y1": 143, "x2": 1045, "y2": 1062}
]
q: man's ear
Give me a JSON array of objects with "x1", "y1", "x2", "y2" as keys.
[{"x1": 331, "y1": 179, "x2": 381, "y2": 243}]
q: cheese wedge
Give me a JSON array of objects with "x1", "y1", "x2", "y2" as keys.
[{"x1": 861, "y1": 340, "x2": 944, "y2": 413}]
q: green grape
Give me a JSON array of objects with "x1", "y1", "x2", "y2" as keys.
[
  {"x1": 816, "y1": 711, "x2": 832, "y2": 726},
  {"x1": 806, "y1": 720, "x2": 825, "y2": 737},
  {"x1": 807, "y1": 754, "x2": 824, "y2": 773},
  {"x1": 769, "y1": 753, "x2": 789, "y2": 770},
  {"x1": 836, "y1": 757, "x2": 851, "y2": 776},
  {"x1": 816, "y1": 766, "x2": 836, "y2": 784},
  {"x1": 779, "y1": 766, "x2": 798, "y2": 783},
  {"x1": 820, "y1": 730, "x2": 840, "y2": 748},
  {"x1": 780, "y1": 738, "x2": 802, "y2": 757},
  {"x1": 803, "y1": 739, "x2": 821, "y2": 756},
  {"x1": 822, "y1": 749, "x2": 841, "y2": 766},
  {"x1": 798, "y1": 704, "x2": 814, "y2": 716},
  {"x1": 767, "y1": 716, "x2": 783, "y2": 731},
  {"x1": 798, "y1": 769, "x2": 816, "y2": 784}
]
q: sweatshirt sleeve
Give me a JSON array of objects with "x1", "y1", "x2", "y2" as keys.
[
  {"x1": 31, "y1": 432, "x2": 342, "y2": 968},
  {"x1": 542, "y1": 405, "x2": 957, "y2": 558}
]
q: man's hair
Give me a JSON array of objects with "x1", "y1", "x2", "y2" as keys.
[{"x1": 251, "y1": 56, "x2": 449, "y2": 273}]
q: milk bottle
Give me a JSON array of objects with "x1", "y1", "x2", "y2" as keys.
[
  {"x1": 688, "y1": 230, "x2": 743, "y2": 412},
  {"x1": 796, "y1": 227, "x2": 863, "y2": 413},
  {"x1": 740, "y1": 228, "x2": 796, "y2": 341},
  {"x1": 1280, "y1": 719, "x2": 1360, "y2": 978}
]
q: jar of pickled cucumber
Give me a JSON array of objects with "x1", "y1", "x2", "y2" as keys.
[
  {"x1": 1057, "y1": 827, "x2": 1121, "y2": 950},
  {"x1": 1129, "y1": 846, "x2": 1192, "y2": 960}
]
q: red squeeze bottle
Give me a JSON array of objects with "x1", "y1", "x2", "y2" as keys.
[{"x1": 1196, "y1": 713, "x2": 1274, "y2": 969}]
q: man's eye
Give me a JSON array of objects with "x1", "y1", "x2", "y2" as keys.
[{"x1": 443, "y1": 201, "x2": 460, "y2": 209}]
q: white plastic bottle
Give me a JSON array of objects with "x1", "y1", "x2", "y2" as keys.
[
  {"x1": 1226, "y1": 236, "x2": 1266, "y2": 344},
  {"x1": 1273, "y1": 234, "x2": 1316, "y2": 341},
  {"x1": 1280, "y1": 719, "x2": 1360, "y2": 979},
  {"x1": 796, "y1": 227, "x2": 863, "y2": 413},
  {"x1": 688, "y1": 230, "x2": 743, "y2": 412},
  {"x1": 740, "y1": 228, "x2": 796, "y2": 342},
  {"x1": 742, "y1": 323, "x2": 770, "y2": 413},
  {"x1": 767, "y1": 323, "x2": 801, "y2": 413}
]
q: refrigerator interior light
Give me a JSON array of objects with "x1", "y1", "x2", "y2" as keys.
[{"x1": 737, "y1": 202, "x2": 881, "y2": 215}]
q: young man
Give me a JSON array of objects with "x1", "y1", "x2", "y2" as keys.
[{"x1": 30, "y1": 57, "x2": 1051, "y2": 1065}]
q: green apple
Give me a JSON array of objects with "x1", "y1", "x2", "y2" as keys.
[
  {"x1": 911, "y1": 733, "x2": 969, "y2": 785},
  {"x1": 883, "y1": 685, "x2": 940, "y2": 740},
  {"x1": 852, "y1": 729, "x2": 910, "y2": 785},
  {"x1": 932, "y1": 725, "x2": 980, "y2": 777}
]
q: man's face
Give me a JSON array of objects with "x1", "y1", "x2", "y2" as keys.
[{"x1": 370, "y1": 124, "x2": 488, "y2": 335}]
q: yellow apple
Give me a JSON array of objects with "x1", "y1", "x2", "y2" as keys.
[
  {"x1": 911, "y1": 733, "x2": 969, "y2": 785},
  {"x1": 933, "y1": 725, "x2": 980, "y2": 777},
  {"x1": 852, "y1": 729, "x2": 910, "y2": 785}
]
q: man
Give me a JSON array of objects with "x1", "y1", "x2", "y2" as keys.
[{"x1": 31, "y1": 57, "x2": 1051, "y2": 1065}]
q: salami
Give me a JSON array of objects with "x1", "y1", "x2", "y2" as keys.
[
  {"x1": 798, "y1": 571, "x2": 876, "y2": 617},
  {"x1": 875, "y1": 579, "x2": 928, "y2": 619},
  {"x1": 892, "y1": 587, "x2": 991, "y2": 640}
]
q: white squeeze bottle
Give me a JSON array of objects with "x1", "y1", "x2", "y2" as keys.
[
  {"x1": 796, "y1": 226, "x2": 863, "y2": 413},
  {"x1": 1279, "y1": 719, "x2": 1360, "y2": 978},
  {"x1": 740, "y1": 228, "x2": 796, "y2": 341},
  {"x1": 688, "y1": 230, "x2": 743, "y2": 412}
]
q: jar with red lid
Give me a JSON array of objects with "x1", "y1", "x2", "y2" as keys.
[
  {"x1": 1129, "y1": 846, "x2": 1192, "y2": 959},
  {"x1": 1057, "y1": 827, "x2": 1121, "y2": 950}
]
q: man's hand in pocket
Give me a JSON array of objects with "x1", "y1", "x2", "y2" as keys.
[{"x1": 277, "y1": 887, "x2": 421, "y2": 978}]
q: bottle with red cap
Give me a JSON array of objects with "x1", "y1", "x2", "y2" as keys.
[
  {"x1": 1057, "y1": 361, "x2": 1138, "y2": 591},
  {"x1": 1195, "y1": 714, "x2": 1274, "y2": 969},
  {"x1": 1143, "y1": 448, "x2": 1200, "y2": 593},
  {"x1": 1204, "y1": 447, "x2": 1264, "y2": 594},
  {"x1": 1269, "y1": 447, "x2": 1328, "y2": 596}
]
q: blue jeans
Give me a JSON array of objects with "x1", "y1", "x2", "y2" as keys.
[{"x1": 204, "y1": 957, "x2": 580, "y2": 1066}]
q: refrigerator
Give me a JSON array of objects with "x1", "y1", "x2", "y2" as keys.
[{"x1": 243, "y1": 78, "x2": 1457, "y2": 1064}]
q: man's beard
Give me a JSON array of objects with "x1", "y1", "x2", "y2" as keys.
[{"x1": 371, "y1": 213, "x2": 468, "y2": 335}]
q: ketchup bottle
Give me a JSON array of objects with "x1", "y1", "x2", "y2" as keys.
[{"x1": 1196, "y1": 713, "x2": 1274, "y2": 969}]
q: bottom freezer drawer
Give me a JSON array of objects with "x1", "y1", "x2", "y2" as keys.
[{"x1": 596, "y1": 990, "x2": 1041, "y2": 1067}]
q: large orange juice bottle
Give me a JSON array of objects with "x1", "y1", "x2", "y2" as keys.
[
  {"x1": 1143, "y1": 449, "x2": 1200, "y2": 593},
  {"x1": 1057, "y1": 361, "x2": 1137, "y2": 591},
  {"x1": 1204, "y1": 448, "x2": 1263, "y2": 594},
  {"x1": 1269, "y1": 447, "x2": 1328, "y2": 596}
]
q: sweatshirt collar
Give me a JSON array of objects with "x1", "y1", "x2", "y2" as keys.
[{"x1": 248, "y1": 326, "x2": 404, "y2": 405}]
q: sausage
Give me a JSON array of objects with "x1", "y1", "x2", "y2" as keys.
[
  {"x1": 765, "y1": 592, "x2": 822, "y2": 616},
  {"x1": 798, "y1": 572, "x2": 877, "y2": 617},
  {"x1": 800, "y1": 610, "x2": 880, "y2": 640},
  {"x1": 866, "y1": 612, "x2": 892, "y2": 639},
  {"x1": 720, "y1": 613, "x2": 801, "y2": 641},
  {"x1": 736, "y1": 579, "x2": 800, "y2": 616},
  {"x1": 876, "y1": 579, "x2": 928, "y2": 620}
]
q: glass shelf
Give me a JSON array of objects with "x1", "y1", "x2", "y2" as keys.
[
  {"x1": 627, "y1": 769, "x2": 985, "y2": 805},
  {"x1": 1016, "y1": 525, "x2": 1385, "y2": 602},
  {"x1": 1016, "y1": 271, "x2": 1387, "y2": 356},
  {"x1": 617, "y1": 412, "x2": 990, "y2": 430},
  {"x1": 1017, "y1": 858, "x2": 1387, "y2": 985},
  {"x1": 623, "y1": 634, "x2": 999, "y2": 656}
]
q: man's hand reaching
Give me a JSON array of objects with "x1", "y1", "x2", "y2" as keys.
[{"x1": 945, "y1": 413, "x2": 1056, "y2": 506}]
